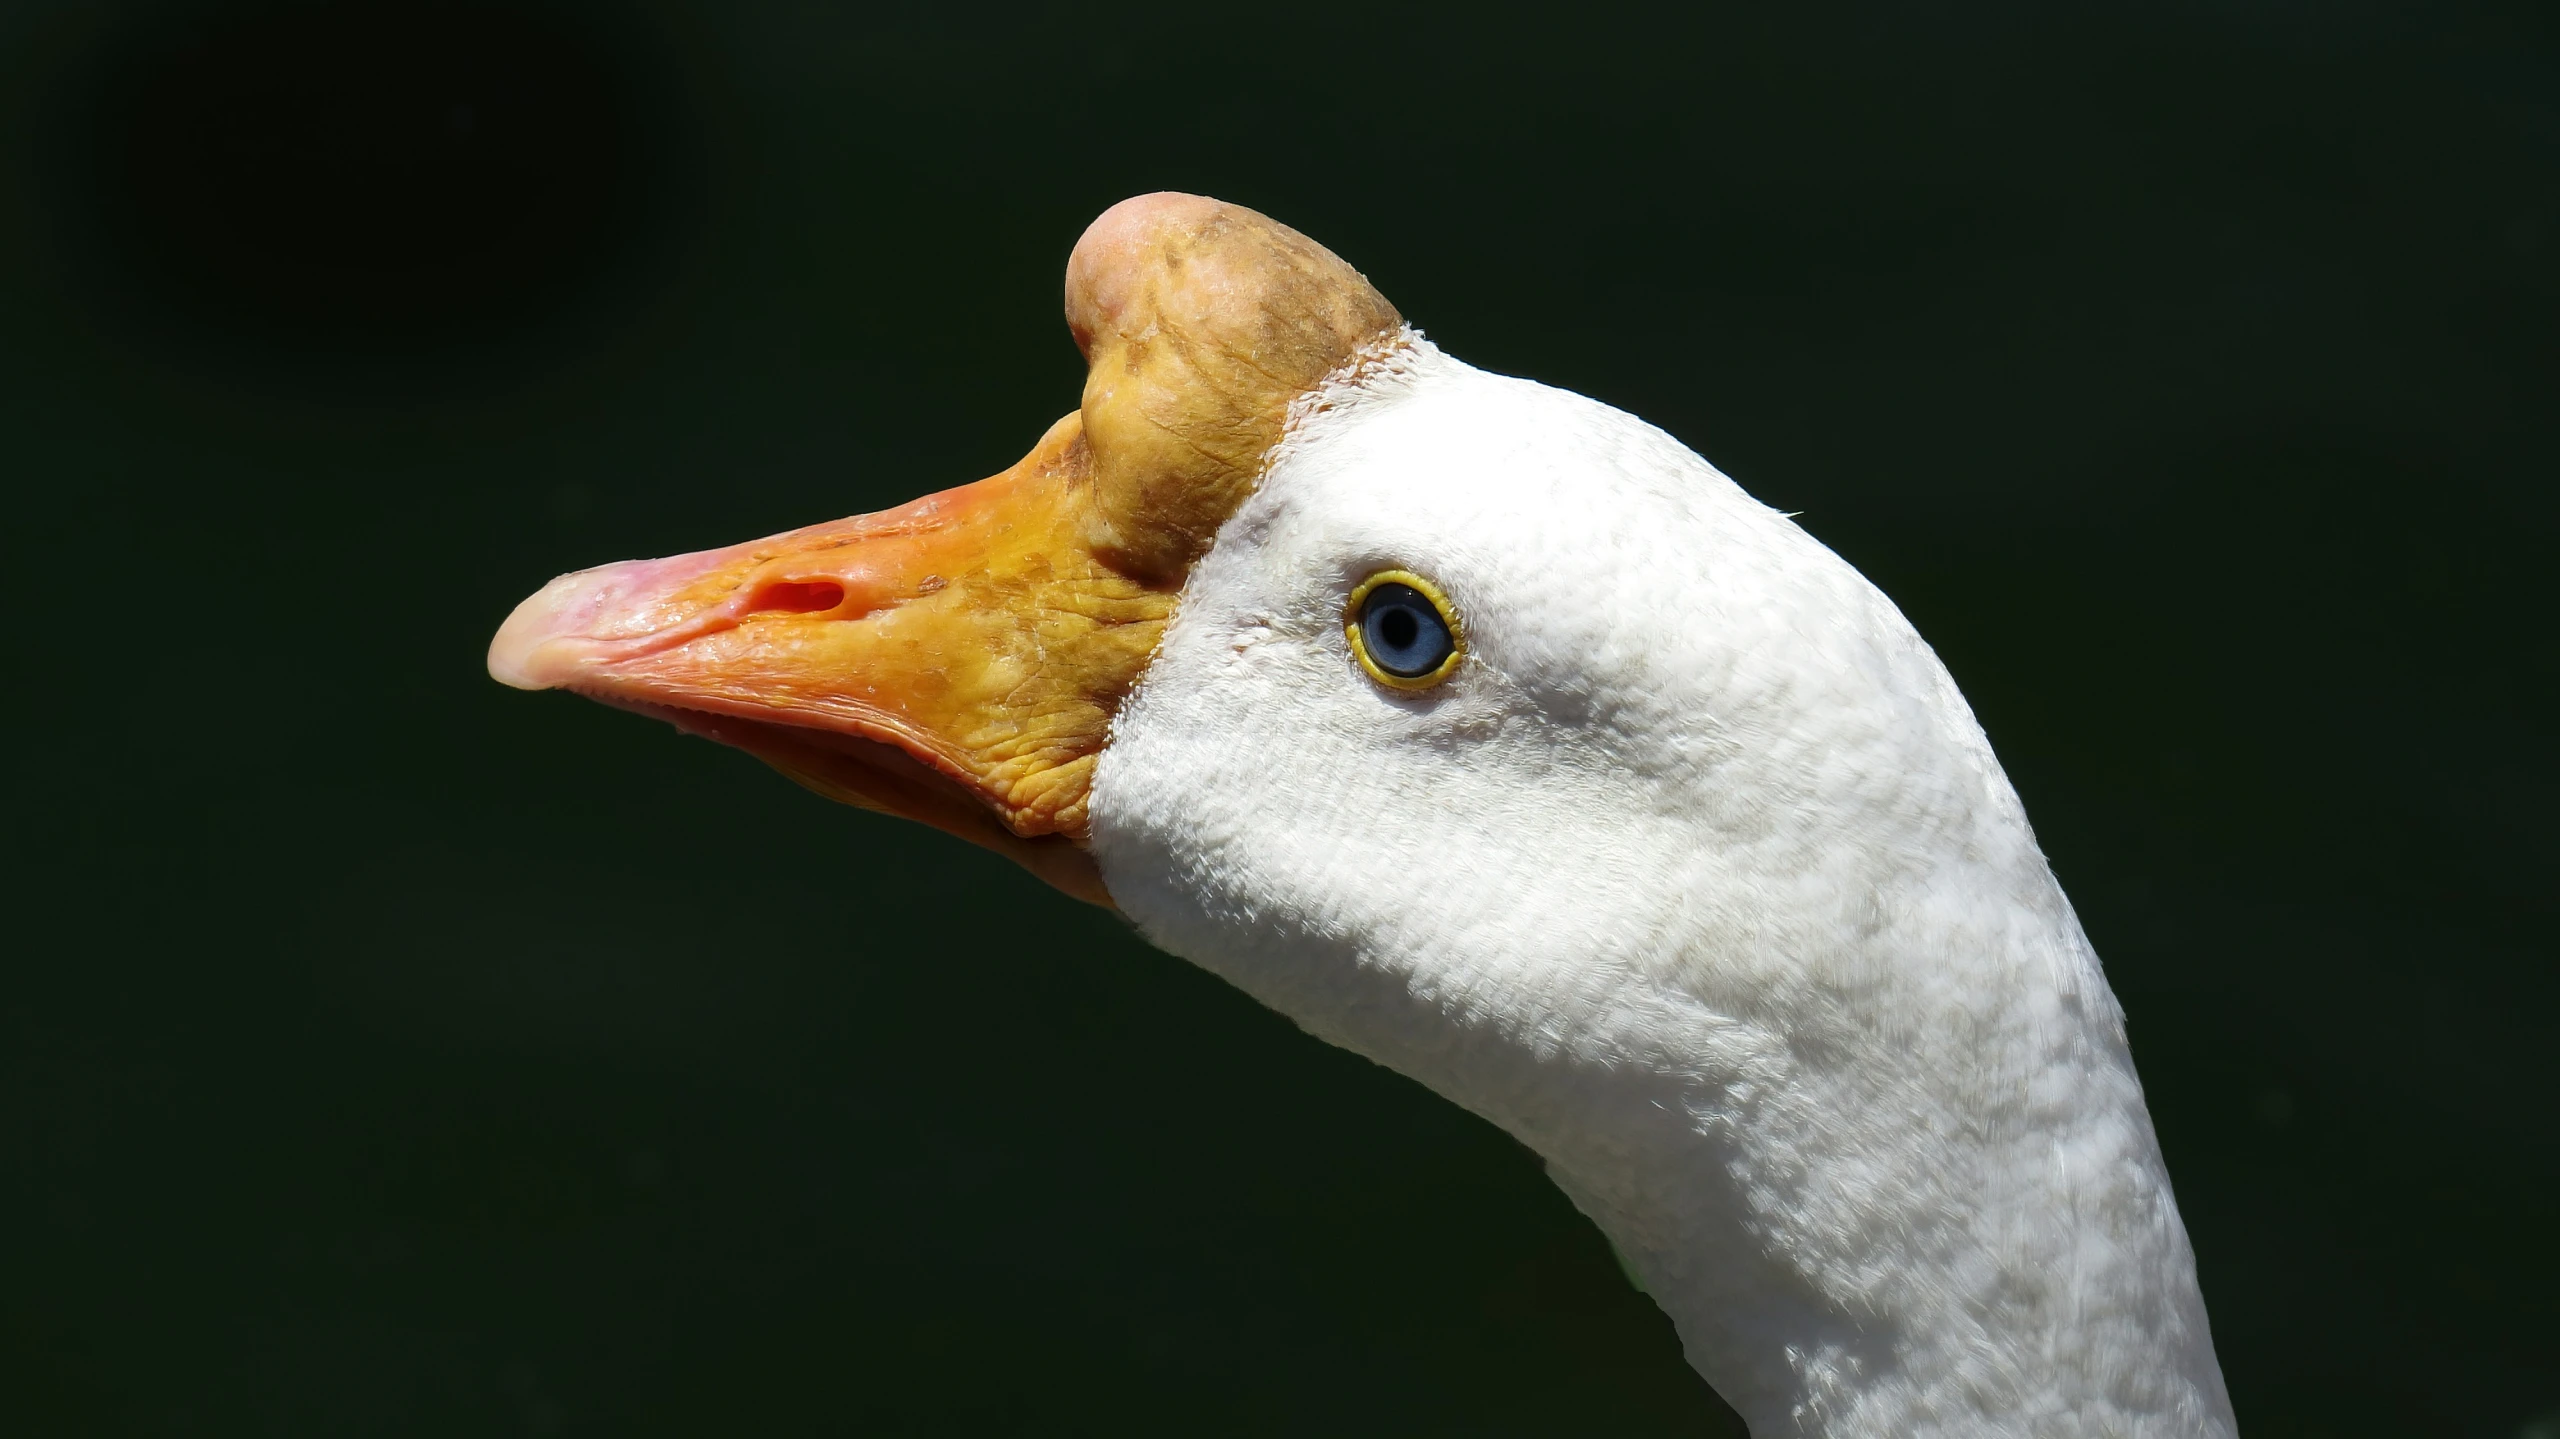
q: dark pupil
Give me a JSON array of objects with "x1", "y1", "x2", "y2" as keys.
[{"x1": 1362, "y1": 583, "x2": 1451, "y2": 678}]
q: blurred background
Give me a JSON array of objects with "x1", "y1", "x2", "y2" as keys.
[{"x1": 2, "y1": 1, "x2": 2552, "y2": 1433}]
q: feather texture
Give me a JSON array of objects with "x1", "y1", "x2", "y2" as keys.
[{"x1": 1091, "y1": 335, "x2": 2235, "y2": 1437}]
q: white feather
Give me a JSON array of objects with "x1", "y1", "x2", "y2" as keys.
[{"x1": 1090, "y1": 335, "x2": 2236, "y2": 1437}]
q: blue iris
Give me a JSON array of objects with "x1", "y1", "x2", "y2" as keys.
[{"x1": 1359, "y1": 583, "x2": 1455, "y2": 678}]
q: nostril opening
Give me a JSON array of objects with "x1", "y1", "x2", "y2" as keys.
[{"x1": 745, "y1": 580, "x2": 846, "y2": 616}]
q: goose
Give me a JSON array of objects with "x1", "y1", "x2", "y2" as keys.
[{"x1": 489, "y1": 193, "x2": 2236, "y2": 1437}]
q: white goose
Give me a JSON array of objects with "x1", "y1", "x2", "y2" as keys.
[{"x1": 491, "y1": 193, "x2": 2236, "y2": 1436}]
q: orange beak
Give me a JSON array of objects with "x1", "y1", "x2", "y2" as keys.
[
  {"x1": 487, "y1": 192, "x2": 1402, "y2": 909},
  {"x1": 489, "y1": 414, "x2": 1156, "y2": 907}
]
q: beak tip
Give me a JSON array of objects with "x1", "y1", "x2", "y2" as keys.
[
  {"x1": 485, "y1": 641, "x2": 551, "y2": 691},
  {"x1": 488, "y1": 571, "x2": 604, "y2": 691}
]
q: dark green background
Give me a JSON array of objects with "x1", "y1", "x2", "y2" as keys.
[{"x1": 4, "y1": 1, "x2": 2552, "y2": 1433}]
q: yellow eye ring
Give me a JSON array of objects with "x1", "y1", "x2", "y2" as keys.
[{"x1": 1345, "y1": 568, "x2": 1465, "y2": 691}]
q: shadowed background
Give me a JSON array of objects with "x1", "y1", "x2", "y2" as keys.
[{"x1": 3, "y1": 1, "x2": 2553, "y2": 1434}]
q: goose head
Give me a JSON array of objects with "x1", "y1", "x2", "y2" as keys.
[{"x1": 491, "y1": 193, "x2": 2235, "y2": 1437}]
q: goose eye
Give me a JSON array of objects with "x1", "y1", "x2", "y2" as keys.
[{"x1": 1346, "y1": 570, "x2": 1464, "y2": 690}]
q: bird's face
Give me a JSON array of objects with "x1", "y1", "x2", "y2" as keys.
[{"x1": 490, "y1": 191, "x2": 1954, "y2": 1124}]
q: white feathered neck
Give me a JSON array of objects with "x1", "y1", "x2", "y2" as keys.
[{"x1": 1088, "y1": 337, "x2": 2235, "y2": 1437}]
